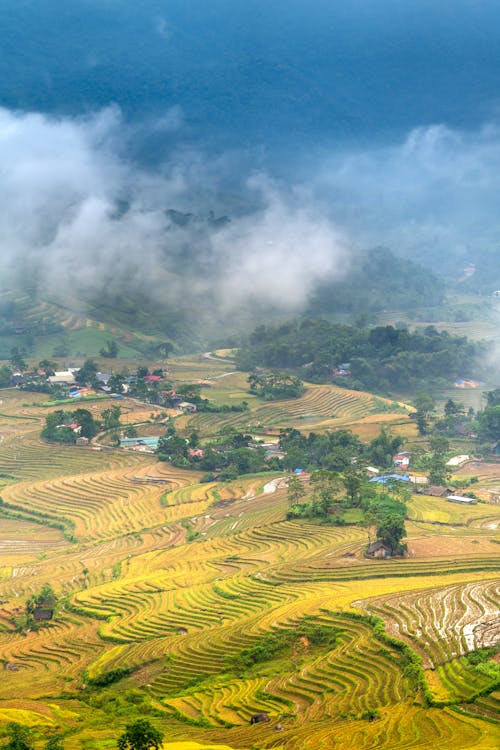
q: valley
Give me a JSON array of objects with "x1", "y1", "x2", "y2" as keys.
[{"x1": 0, "y1": 353, "x2": 497, "y2": 750}]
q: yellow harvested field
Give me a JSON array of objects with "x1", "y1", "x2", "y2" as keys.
[{"x1": 0, "y1": 369, "x2": 498, "y2": 750}]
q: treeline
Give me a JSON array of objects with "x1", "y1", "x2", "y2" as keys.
[
  {"x1": 308, "y1": 246, "x2": 444, "y2": 315},
  {"x1": 477, "y1": 389, "x2": 500, "y2": 442},
  {"x1": 236, "y1": 318, "x2": 483, "y2": 393}
]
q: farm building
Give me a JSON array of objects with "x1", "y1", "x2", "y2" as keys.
[
  {"x1": 408, "y1": 474, "x2": 428, "y2": 485},
  {"x1": 76, "y1": 436, "x2": 89, "y2": 446},
  {"x1": 393, "y1": 452, "x2": 410, "y2": 469},
  {"x1": 47, "y1": 370, "x2": 77, "y2": 384},
  {"x1": 179, "y1": 401, "x2": 197, "y2": 413},
  {"x1": 10, "y1": 374, "x2": 25, "y2": 387},
  {"x1": 370, "y1": 473, "x2": 411, "y2": 484},
  {"x1": 366, "y1": 541, "x2": 392, "y2": 558},
  {"x1": 187, "y1": 448, "x2": 204, "y2": 459},
  {"x1": 447, "y1": 495, "x2": 477, "y2": 505},
  {"x1": 446, "y1": 454, "x2": 470, "y2": 467},
  {"x1": 33, "y1": 607, "x2": 54, "y2": 622},
  {"x1": 119, "y1": 436, "x2": 160, "y2": 450},
  {"x1": 420, "y1": 485, "x2": 451, "y2": 497}
]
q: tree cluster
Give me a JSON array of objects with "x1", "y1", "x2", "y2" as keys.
[
  {"x1": 477, "y1": 389, "x2": 500, "y2": 442},
  {"x1": 237, "y1": 319, "x2": 484, "y2": 394},
  {"x1": 157, "y1": 426, "x2": 267, "y2": 479},
  {"x1": 248, "y1": 371, "x2": 305, "y2": 400},
  {"x1": 308, "y1": 247, "x2": 444, "y2": 316},
  {"x1": 41, "y1": 408, "x2": 97, "y2": 443},
  {"x1": 279, "y1": 427, "x2": 401, "y2": 473},
  {"x1": 285, "y1": 467, "x2": 408, "y2": 555}
]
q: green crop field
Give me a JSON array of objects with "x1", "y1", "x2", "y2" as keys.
[{"x1": 0, "y1": 366, "x2": 498, "y2": 750}]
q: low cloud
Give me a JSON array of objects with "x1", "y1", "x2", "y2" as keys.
[
  {"x1": 314, "y1": 123, "x2": 500, "y2": 265},
  {"x1": 0, "y1": 106, "x2": 350, "y2": 319},
  {"x1": 1, "y1": 106, "x2": 500, "y2": 333}
]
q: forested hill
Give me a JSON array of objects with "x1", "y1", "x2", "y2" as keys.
[
  {"x1": 308, "y1": 247, "x2": 444, "y2": 315},
  {"x1": 236, "y1": 319, "x2": 485, "y2": 394}
]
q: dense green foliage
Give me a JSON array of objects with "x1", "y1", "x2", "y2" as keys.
[
  {"x1": 477, "y1": 389, "x2": 500, "y2": 441},
  {"x1": 286, "y1": 466, "x2": 408, "y2": 532},
  {"x1": 157, "y1": 427, "x2": 267, "y2": 479},
  {"x1": 248, "y1": 371, "x2": 305, "y2": 400},
  {"x1": 1, "y1": 724, "x2": 34, "y2": 750},
  {"x1": 117, "y1": 720, "x2": 163, "y2": 750},
  {"x1": 229, "y1": 618, "x2": 342, "y2": 671},
  {"x1": 237, "y1": 319, "x2": 483, "y2": 394},
  {"x1": 309, "y1": 247, "x2": 444, "y2": 315},
  {"x1": 41, "y1": 408, "x2": 97, "y2": 443},
  {"x1": 279, "y1": 427, "x2": 401, "y2": 472},
  {"x1": 87, "y1": 667, "x2": 132, "y2": 687},
  {"x1": 376, "y1": 513, "x2": 408, "y2": 555}
]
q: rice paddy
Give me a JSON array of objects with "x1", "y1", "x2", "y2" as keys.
[{"x1": 0, "y1": 364, "x2": 498, "y2": 750}]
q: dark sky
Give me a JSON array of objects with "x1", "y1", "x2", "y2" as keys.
[{"x1": 2, "y1": 1, "x2": 500, "y2": 151}]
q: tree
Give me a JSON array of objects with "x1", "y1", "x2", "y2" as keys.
[
  {"x1": 38, "y1": 359, "x2": 56, "y2": 376},
  {"x1": 117, "y1": 720, "x2": 163, "y2": 750},
  {"x1": 76, "y1": 359, "x2": 98, "y2": 387},
  {"x1": 367, "y1": 427, "x2": 402, "y2": 468},
  {"x1": 99, "y1": 340, "x2": 119, "y2": 358},
  {"x1": 189, "y1": 430, "x2": 200, "y2": 448},
  {"x1": 414, "y1": 392, "x2": 435, "y2": 435},
  {"x1": 102, "y1": 406, "x2": 121, "y2": 430},
  {"x1": 429, "y1": 433, "x2": 450, "y2": 455},
  {"x1": 73, "y1": 408, "x2": 97, "y2": 439},
  {"x1": 444, "y1": 398, "x2": 464, "y2": 418},
  {"x1": 9, "y1": 348, "x2": 27, "y2": 372},
  {"x1": 342, "y1": 467, "x2": 365, "y2": 507},
  {"x1": 44, "y1": 735, "x2": 64, "y2": 750},
  {"x1": 376, "y1": 514, "x2": 407, "y2": 555},
  {"x1": 286, "y1": 475, "x2": 306, "y2": 507},
  {"x1": 310, "y1": 469, "x2": 342, "y2": 514},
  {"x1": 2, "y1": 724, "x2": 34, "y2": 750},
  {"x1": 108, "y1": 373, "x2": 125, "y2": 393},
  {"x1": 156, "y1": 341, "x2": 174, "y2": 358},
  {"x1": 0, "y1": 365, "x2": 13, "y2": 388}
]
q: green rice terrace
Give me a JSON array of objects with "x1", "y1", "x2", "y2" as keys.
[{"x1": 0, "y1": 359, "x2": 498, "y2": 750}]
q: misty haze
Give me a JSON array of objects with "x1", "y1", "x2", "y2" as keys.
[{"x1": 0, "y1": 3, "x2": 498, "y2": 750}]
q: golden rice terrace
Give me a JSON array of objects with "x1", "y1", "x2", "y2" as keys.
[{"x1": 0, "y1": 359, "x2": 498, "y2": 750}]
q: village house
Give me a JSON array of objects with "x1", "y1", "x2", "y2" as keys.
[
  {"x1": 419, "y1": 485, "x2": 451, "y2": 498},
  {"x1": 366, "y1": 541, "x2": 392, "y2": 558},
  {"x1": 119, "y1": 436, "x2": 160, "y2": 451},
  {"x1": 33, "y1": 607, "x2": 54, "y2": 622},
  {"x1": 447, "y1": 494, "x2": 477, "y2": 505},
  {"x1": 10, "y1": 373, "x2": 25, "y2": 387},
  {"x1": 393, "y1": 451, "x2": 411, "y2": 469},
  {"x1": 47, "y1": 369, "x2": 77, "y2": 385},
  {"x1": 179, "y1": 401, "x2": 197, "y2": 413},
  {"x1": 370, "y1": 473, "x2": 411, "y2": 485},
  {"x1": 187, "y1": 448, "x2": 204, "y2": 459},
  {"x1": 32, "y1": 593, "x2": 56, "y2": 622}
]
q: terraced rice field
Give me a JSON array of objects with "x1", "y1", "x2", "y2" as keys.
[
  {"x1": 0, "y1": 378, "x2": 498, "y2": 750},
  {"x1": 185, "y1": 380, "x2": 409, "y2": 436}
]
